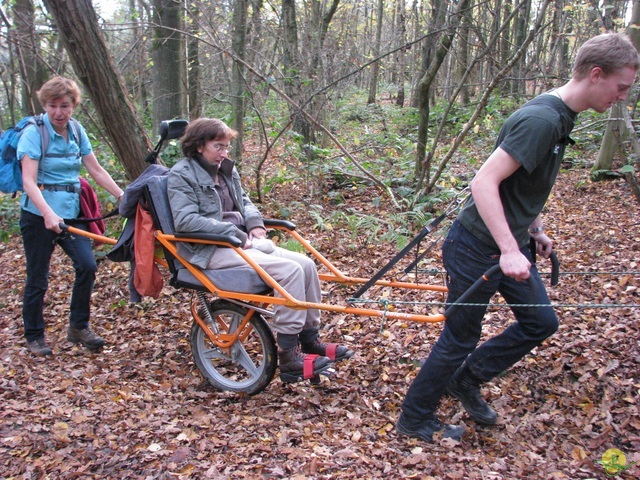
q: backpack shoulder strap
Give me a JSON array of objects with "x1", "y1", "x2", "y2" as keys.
[
  {"x1": 68, "y1": 118, "x2": 83, "y2": 158},
  {"x1": 33, "y1": 114, "x2": 49, "y2": 161},
  {"x1": 68, "y1": 118, "x2": 81, "y2": 139},
  {"x1": 29, "y1": 115, "x2": 49, "y2": 186}
]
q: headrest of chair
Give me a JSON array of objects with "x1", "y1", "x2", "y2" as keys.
[{"x1": 144, "y1": 175, "x2": 175, "y2": 234}]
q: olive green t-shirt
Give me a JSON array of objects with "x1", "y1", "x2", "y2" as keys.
[{"x1": 458, "y1": 93, "x2": 577, "y2": 250}]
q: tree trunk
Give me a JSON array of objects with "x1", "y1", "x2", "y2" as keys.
[
  {"x1": 601, "y1": 0, "x2": 616, "y2": 30},
  {"x1": 231, "y1": 0, "x2": 248, "y2": 165},
  {"x1": 367, "y1": 0, "x2": 384, "y2": 104},
  {"x1": 593, "y1": 0, "x2": 640, "y2": 175},
  {"x1": 247, "y1": 0, "x2": 265, "y2": 76},
  {"x1": 187, "y1": 1, "x2": 201, "y2": 120},
  {"x1": 42, "y1": 0, "x2": 153, "y2": 180},
  {"x1": 409, "y1": 0, "x2": 447, "y2": 107},
  {"x1": 281, "y1": 0, "x2": 311, "y2": 142},
  {"x1": 457, "y1": 8, "x2": 471, "y2": 104},
  {"x1": 629, "y1": 0, "x2": 640, "y2": 47},
  {"x1": 13, "y1": 0, "x2": 46, "y2": 115},
  {"x1": 394, "y1": 0, "x2": 406, "y2": 107},
  {"x1": 512, "y1": 0, "x2": 530, "y2": 95},
  {"x1": 414, "y1": 0, "x2": 470, "y2": 182},
  {"x1": 308, "y1": 0, "x2": 340, "y2": 146},
  {"x1": 414, "y1": 35, "x2": 451, "y2": 182},
  {"x1": 128, "y1": 0, "x2": 150, "y2": 113},
  {"x1": 151, "y1": 0, "x2": 184, "y2": 132},
  {"x1": 593, "y1": 104, "x2": 625, "y2": 172},
  {"x1": 547, "y1": 0, "x2": 571, "y2": 82},
  {"x1": 500, "y1": 0, "x2": 512, "y2": 71},
  {"x1": 486, "y1": 0, "x2": 502, "y2": 83}
]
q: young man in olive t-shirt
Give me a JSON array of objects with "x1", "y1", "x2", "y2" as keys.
[{"x1": 397, "y1": 33, "x2": 639, "y2": 443}]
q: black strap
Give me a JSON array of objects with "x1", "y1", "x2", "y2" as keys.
[
  {"x1": 351, "y1": 212, "x2": 447, "y2": 298},
  {"x1": 529, "y1": 236, "x2": 560, "y2": 286},
  {"x1": 403, "y1": 235, "x2": 441, "y2": 273},
  {"x1": 39, "y1": 184, "x2": 81, "y2": 193},
  {"x1": 69, "y1": 207, "x2": 120, "y2": 225}
]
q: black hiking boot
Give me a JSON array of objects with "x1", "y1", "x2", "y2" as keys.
[
  {"x1": 278, "y1": 346, "x2": 333, "y2": 383},
  {"x1": 27, "y1": 337, "x2": 53, "y2": 356},
  {"x1": 299, "y1": 328, "x2": 354, "y2": 362},
  {"x1": 396, "y1": 413, "x2": 465, "y2": 443},
  {"x1": 67, "y1": 326, "x2": 105, "y2": 350},
  {"x1": 447, "y1": 364, "x2": 498, "y2": 425}
]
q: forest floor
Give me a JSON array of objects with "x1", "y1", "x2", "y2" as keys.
[{"x1": 0, "y1": 160, "x2": 639, "y2": 479}]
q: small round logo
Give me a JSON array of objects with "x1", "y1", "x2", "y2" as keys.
[{"x1": 599, "y1": 448, "x2": 630, "y2": 476}]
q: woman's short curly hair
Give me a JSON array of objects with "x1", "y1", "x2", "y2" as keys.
[
  {"x1": 37, "y1": 77, "x2": 82, "y2": 107},
  {"x1": 181, "y1": 118, "x2": 238, "y2": 158}
]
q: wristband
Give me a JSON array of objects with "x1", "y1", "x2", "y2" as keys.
[{"x1": 528, "y1": 226, "x2": 544, "y2": 234}]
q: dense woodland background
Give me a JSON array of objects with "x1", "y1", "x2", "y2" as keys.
[
  {"x1": 1, "y1": 0, "x2": 639, "y2": 478},
  {"x1": 2, "y1": 0, "x2": 640, "y2": 192}
]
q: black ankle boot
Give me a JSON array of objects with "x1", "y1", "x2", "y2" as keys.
[
  {"x1": 278, "y1": 346, "x2": 333, "y2": 382},
  {"x1": 447, "y1": 364, "x2": 498, "y2": 425},
  {"x1": 277, "y1": 333, "x2": 332, "y2": 383},
  {"x1": 299, "y1": 329, "x2": 354, "y2": 362}
]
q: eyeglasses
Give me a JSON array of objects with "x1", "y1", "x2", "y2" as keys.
[{"x1": 212, "y1": 143, "x2": 231, "y2": 152}]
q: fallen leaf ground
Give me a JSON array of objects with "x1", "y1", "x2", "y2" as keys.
[{"x1": 1, "y1": 165, "x2": 639, "y2": 479}]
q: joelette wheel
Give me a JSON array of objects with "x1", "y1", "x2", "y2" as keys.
[{"x1": 190, "y1": 300, "x2": 277, "y2": 395}]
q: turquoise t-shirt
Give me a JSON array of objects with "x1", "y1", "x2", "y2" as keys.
[{"x1": 17, "y1": 114, "x2": 92, "y2": 219}]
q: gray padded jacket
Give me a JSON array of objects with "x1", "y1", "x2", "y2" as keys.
[{"x1": 167, "y1": 156, "x2": 265, "y2": 269}]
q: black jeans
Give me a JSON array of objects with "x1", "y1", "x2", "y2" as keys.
[
  {"x1": 401, "y1": 220, "x2": 558, "y2": 423},
  {"x1": 20, "y1": 210, "x2": 97, "y2": 342}
]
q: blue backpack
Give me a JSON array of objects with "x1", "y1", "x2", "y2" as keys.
[{"x1": 0, "y1": 115, "x2": 80, "y2": 195}]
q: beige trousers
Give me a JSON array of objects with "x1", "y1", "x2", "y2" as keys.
[{"x1": 207, "y1": 246, "x2": 322, "y2": 334}]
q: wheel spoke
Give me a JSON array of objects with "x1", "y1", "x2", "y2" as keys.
[
  {"x1": 230, "y1": 343, "x2": 260, "y2": 377},
  {"x1": 201, "y1": 346, "x2": 230, "y2": 361}
]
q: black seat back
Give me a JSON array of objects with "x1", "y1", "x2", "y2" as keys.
[
  {"x1": 145, "y1": 175, "x2": 175, "y2": 235},
  {"x1": 144, "y1": 175, "x2": 182, "y2": 281}
]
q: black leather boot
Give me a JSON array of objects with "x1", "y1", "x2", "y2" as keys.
[
  {"x1": 67, "y1": 326, "x2": 105, "y2": 350},
  {"x1": 396, "y1": 413, "x2": 465, "y2": 443},
  {"x1": 447, "y1": 364, "x2": 498, "y2": 425},
  {"x1": 278, "y1": 334, "x2": 332, "y2": 383},
  {"x1": 299, "y1": 329, "x2": 354, "y2": 362}
]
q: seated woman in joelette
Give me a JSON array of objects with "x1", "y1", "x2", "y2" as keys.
[{"x1": 167, "y1": 118, "x2": 353, "y2": 382}]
